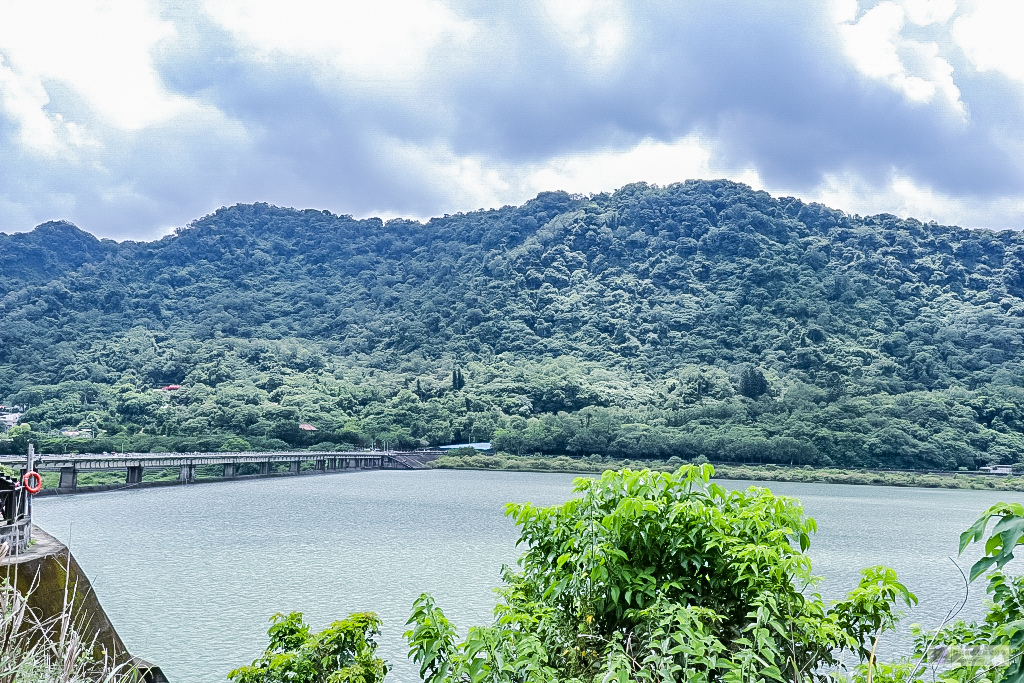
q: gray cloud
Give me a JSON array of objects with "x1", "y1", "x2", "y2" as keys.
[{"x1": 1, "y1": 0, "x2": 1023, "y2": 239}]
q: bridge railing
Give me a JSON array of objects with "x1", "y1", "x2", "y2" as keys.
[{"x1": 0, "y1": 449, "x2": 444, "y2": 494}]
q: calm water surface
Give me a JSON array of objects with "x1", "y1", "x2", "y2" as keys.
[{"x1": 32, "y1": 470, "x2": 1024, "y2": 682}]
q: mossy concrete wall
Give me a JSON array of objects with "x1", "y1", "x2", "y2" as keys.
[{"x1": 1, "y1": 525, "x2": 168, "y2": 682}]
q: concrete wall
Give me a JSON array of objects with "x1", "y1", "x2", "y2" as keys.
[{"x1": 1, "y1": 526, "x2": 168, "y2": 682}]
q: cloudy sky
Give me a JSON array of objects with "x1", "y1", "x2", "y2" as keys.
[{"x1": 1, "y1": 0, "x2": 1023, "y2": 240}]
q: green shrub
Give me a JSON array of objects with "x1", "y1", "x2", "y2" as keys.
[
  {"x1": 228, "y1": 611, "x2": 386, "y2": 683},
  {"x1": 406, "y1": 465, "x2": 914, "y2": 682}
]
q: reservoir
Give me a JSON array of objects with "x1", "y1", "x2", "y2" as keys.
[{"x1": 32, "y1": 469, "x2": 1023, "y2": 682}]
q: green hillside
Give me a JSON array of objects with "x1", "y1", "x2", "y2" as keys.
[{"x1": 2, "y1": 180, "x2": 1023, "y2": 469}]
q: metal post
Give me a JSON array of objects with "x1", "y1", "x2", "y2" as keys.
[{"x1": 26, "y1": 444, "x2": 34, "y2": 519}]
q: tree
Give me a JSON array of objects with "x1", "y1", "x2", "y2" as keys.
[
  {"x1": 219, "y1": 436, "x2": 252, "y2": 452},
  {"x1": 738, "y1": 365, "x2": 769, "y2": 400},
  {"x1": 451, "y1": 368, "x2": 465, "y2": 392},
  {"x1": 228, "y1": 612, "x2": 387, "y2": 683}
]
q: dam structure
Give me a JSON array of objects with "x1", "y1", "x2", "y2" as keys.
[{"x1": 0, "y1": 449, "x2": 441, "y2": 494}]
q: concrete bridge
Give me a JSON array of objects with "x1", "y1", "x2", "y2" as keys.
[{"x1": 0, "y1": 450, "x2": 441, "y2": 494}]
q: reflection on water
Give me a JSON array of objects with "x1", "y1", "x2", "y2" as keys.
[{"x1": 33, "y1": 470, "x2": 1023, "y2": 682}]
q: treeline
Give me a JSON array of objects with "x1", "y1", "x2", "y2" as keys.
[{"x1": 3, "y1": 180, "x2": 1024, "y2": 469}]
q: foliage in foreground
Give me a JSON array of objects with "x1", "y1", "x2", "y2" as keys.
[
  {"x1": 227, "y1": 611, "x2": 387, "y2": 683},
  {"x1": 405, "y1": 464, "x2": 917, "y2": 682}
]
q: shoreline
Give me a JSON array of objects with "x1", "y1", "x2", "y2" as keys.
[
  {"x1": 12, "y1": 455, "x2": 1023, "y2": 496},
  {"x1": 429, "y1": 454, "x2": 1024, "y2": 492}
]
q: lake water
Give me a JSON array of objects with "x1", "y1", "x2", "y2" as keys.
[{"x1": 32, "y1": 470, "x2": 1024, "y2": 682}]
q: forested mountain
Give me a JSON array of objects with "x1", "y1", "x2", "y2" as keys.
[{"x1": 2, "y1": 180, "x2": 1024, "y2": 469}]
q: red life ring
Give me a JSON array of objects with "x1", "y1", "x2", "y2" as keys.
[{"x1": 23, "y1": 471, "x2": 43, "y2": 494}]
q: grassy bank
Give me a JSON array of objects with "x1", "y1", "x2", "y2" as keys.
[{"x1": 430, "y1": 452, "x2": 1024, "y2": 491}]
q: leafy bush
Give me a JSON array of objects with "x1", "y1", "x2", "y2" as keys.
[
  {"x1": 228, "y1": 611, "x2": 387, "y2": 683},
  {"x1": 405, "y1": 465, "x2": 915, "y2": 682}
]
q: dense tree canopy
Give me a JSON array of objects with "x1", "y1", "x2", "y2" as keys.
[{"x1": 2, "y1": 180, "x2": 1024, "y2": 468}]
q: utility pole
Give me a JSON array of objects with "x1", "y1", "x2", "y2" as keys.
[{"x1": 25, "y1": 443, "x2": 34, "y2": 528}]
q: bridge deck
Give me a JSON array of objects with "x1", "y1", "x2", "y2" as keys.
[{"x1": 0, "y1": 450, "x2": 441, "y2": 492}]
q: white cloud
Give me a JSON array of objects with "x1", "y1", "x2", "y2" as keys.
[
  {"x1": 380, "y1": 135, "x2": 762, "y2": 216},
  {"x1": 339, "y1": 134, "x2": 1024, "y2": 234},
  {"x1": 901, "y1": 0, "x2": 956, "y2": 26},
  {"x1": 203, "y1": 0, "x2": 476, "y2": 84},
  {"x1": 810, "y1": 170, "x2": 1024, "y2": 229},
  {"x1": 522, "y1": 136, "x2": 762, "y2": 197},
  {"x1": 952, "y1": 0, "x2": 1024, "y2": 83},
  {"x1": 0, "y1": 54, "x2": 60, "y2": 152},
  {"x1": 837, "y1": 1, "x2": 963, "y2": 113},
  {"x1": 536, "y1": 0, "x2": 629, "y2": 70},
  {"x1": 0, "y1": 0, "x2": 194, "y2": 132}
]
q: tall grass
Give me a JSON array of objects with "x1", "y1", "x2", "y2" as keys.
[{"x1": 0, "y1": 541, "x2": 139, "y2": 683}]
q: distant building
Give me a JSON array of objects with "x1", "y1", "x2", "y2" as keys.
[
  {"x1": 160, "y1": 384, "x2": 181, "y2": 391},
  {"x1": 439, "y1": 442, "x2": 492, "y2": 452},
  {"x1": 299, "y1": 423, "x2": 317, "y2": 431},
  {"x1": 1, "y1": 413, "x2": 21, "y2": 429},
  {"x1": 60, "y1": 428, "x2": 94, "y2": 439},
  {"x1": 980, "y1": 465, "x2": 1013, "y2": 475}
]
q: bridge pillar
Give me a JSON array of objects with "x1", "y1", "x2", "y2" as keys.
[
  {"x1": 223, "y1": 463, "x2": 236, "y2": 479},
  {"x1": 289, "y1": 460, "x2": 300, "y2": 474},
  {"x1": 259, "y1": 461, "x2": 270, "y2": 475},
  {"x1": 58, "y1": 466, "x2": 77, "y2": 492},
  {"x1": 179, "y1": 464, "x2": 194, "y2": 483},
  {"x1": 315, "y1": 459, "x2": 325, "y2": 471},
  {"x1": 125, "y1": 466, "x2": 143, "y2": 485}
]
